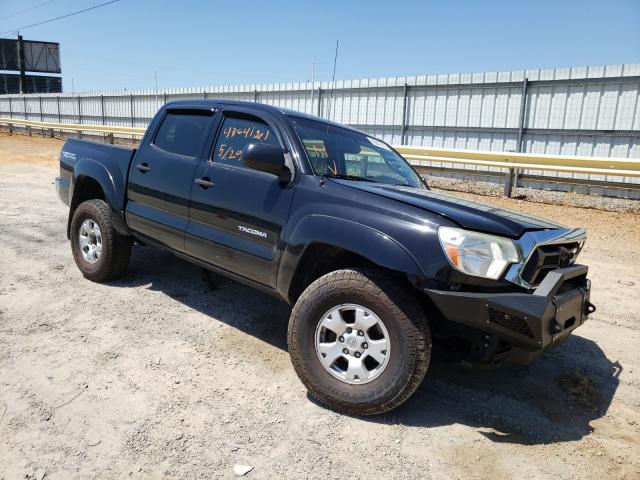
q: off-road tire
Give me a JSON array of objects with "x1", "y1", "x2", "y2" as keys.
[
  {"x1": 288, "y1": 268, "x2": 431, "y2": 415},
  {"x1": 70, "y1": 199, "x2": 131, "y2": 282}
]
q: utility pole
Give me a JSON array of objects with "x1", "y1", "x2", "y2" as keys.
[
  {"x1": 325, "y1": 40, "x2": 339, "y2": 121},
  {"x1": 17, "y1": 33, "x2": 27, "y2": 94},
  {"x1": 310, "y1": 55, "x2": 315, "y2": 114}
]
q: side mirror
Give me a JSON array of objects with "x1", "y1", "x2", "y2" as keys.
[{"x1": 241, "y1": 143, "x2": 286, "y2": 175}]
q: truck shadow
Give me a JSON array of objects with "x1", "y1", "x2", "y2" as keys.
[
  {"x1": 110, "y1": 245, "x2": 621, "y2": 446},
  {"x1": 372, "y1": 343, "x2": 621, "y2": 445}
]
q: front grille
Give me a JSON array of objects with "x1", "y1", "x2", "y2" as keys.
[
  {"x1": 521, "y1": 242, "x2": 580, "y2": 286},
  {"x1": 488, "y1": 308, "x2": 535, "y2": 338}
]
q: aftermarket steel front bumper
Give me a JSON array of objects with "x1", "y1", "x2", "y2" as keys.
[{"x1": 424, "y1": 265, "x2": 594, "y2": 364}]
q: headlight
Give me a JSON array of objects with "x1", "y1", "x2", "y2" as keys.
[{"x1": 438, "y1": 226, "x2": 520, "y2": 280}]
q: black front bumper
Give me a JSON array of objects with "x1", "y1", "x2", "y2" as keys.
[{"x1": 424, "y1": 264, "x2": 594, "y2": 364}]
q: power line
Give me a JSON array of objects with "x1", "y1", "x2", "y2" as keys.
[
  {"x1": 0, "y1": 0, "x2": 61, "y2": 21},
  {"x1": 0, "y1": 0, "x2": 121, "y2": 36}
]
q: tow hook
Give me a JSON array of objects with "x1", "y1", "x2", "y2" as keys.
[
  {"x1": 584, "y1": 301, "x2": 596, "y2": 315},
  {"x1": 549, "y1": 297, "x2": 562, "y2": 334}
]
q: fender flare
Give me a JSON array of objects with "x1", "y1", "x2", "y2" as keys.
[
  {"x1": 68, "y1": 157, "x2": 128, "y2": 236},
  {"x1": 277, "y1": 214, "x2": 424, "y2": 302}
]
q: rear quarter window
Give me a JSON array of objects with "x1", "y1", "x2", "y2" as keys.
[{"x1": 153, "y1": 112, "x2": 210, "y2": 158}]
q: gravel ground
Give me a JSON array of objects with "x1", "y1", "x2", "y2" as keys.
[
  {"x1": 1, "y1": 134, "x2": 640, "y2": 480},
  {"x1": 427, "y1": 177, "x2": 640, "y2": 213}
]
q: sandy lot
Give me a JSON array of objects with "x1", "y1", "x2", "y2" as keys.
[{"x1": 1, "y1": 134, "x2": 639, "y2": 480}]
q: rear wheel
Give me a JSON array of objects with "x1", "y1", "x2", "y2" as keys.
[
  {"x1": 70, "y1": 199, "x2": 131, "y2": 282},
  {"x1": 288, "y1": 268, "x2": 431, "y2": 415}
]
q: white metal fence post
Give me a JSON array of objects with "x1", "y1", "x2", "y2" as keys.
[
  {"x1": 504, "y1": 77, "x2": 530, "y2": 197},
  {"x1": 401, "y1": 83, "x2": 409, "y2": 145}
]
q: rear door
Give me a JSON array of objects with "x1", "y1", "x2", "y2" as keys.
[
  {"x1": 185, "y1": 109, "x2": 295, "y2": 288},
  {"x1": 126, "y1": 109, "x2": 214, "y2": 252}
]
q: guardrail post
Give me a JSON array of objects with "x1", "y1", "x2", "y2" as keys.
[
  {"x1": 27, "y1": 125, "x2": 32, "y2": 137},
  {"x1": 77, "y1": 129, "x2": 82, "y2": 139},
  {"x1": 39, "y1": 96, "x2": 43, "y2": 122},
  {"x1": 8, "y1": 97, "x2": 12, "y2": 118},
  {"x1": 503, "y1": 167, "x2": 515, "y2": 197},
  {"x1": 48, "y1": 128, "x2": 54, "y2": 138},
  {"x1": 254, "y1": 90, "x2": 258, "y2": 103},
  {"x1": 8, "y1": 122, "x2": 13, "y2": 135},
  {"x1": 107, "y1": 133, "x2": 114, "y2": 144}
]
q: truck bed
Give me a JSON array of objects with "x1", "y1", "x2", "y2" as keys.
[{"x1": 57, "y1": 138, "x2": 136, "y2": 206}]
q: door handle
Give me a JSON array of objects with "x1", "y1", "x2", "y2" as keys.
[
  {"x1": 136, "y1": 163, "x2": 151, "y2": 173},
  {"x1": 194, "y1": 177, "x2": 214, "y2": 189}
]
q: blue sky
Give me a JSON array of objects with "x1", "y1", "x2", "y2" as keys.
[{"x1": 1, "y1": 0, "x2": 639, "y2": 92}]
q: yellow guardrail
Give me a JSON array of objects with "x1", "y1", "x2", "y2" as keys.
[
  {"x1": 0, "y1": 117, "x2": 146, "y2": 136},
  {"x1": 393, "y1": 145, "x2": 640, "y2": 178},
  {"x1": 1, "y1": 117, "x2": 638, "y2": 178}
]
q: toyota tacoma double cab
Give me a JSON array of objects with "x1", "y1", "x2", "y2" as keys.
[{"x1": 56, "y1": 100, "x2": 595, "y2": 415}]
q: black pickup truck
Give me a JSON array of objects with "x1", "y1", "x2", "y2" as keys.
[{"x1": 56, "y1": 100, "x2": 595, "y2": 415}]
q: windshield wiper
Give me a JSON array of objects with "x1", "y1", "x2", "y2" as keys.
[{"x1": 326, "y1": 174, "x2": 376, "y2": 183}]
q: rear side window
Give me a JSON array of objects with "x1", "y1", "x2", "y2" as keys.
[
  {"x1": 154, "y1": 112, "x2": 210, "y2": 158},
  {"x1": 212, "y1": 116, "x2": 278, "y2": 168}
]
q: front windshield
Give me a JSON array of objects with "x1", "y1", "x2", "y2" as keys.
[{"x1": 291, "y1": 117, "x2": 426, "y2": 189}]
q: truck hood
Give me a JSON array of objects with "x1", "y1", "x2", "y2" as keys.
[{"x1": 330, "y1": 179, "x2": 562, "y2": 237}]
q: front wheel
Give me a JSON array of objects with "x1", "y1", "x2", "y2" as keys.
[
  {"x1": 288, "y1": 268, "x2": 431, "y2": 415},
  {"x1": 70, "y1": 199, "x2": 131, "y2": 282}
]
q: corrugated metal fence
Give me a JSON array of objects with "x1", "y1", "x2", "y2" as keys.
[{"x1": 1, "y1": 63, "x2": 639, "y2": 197}]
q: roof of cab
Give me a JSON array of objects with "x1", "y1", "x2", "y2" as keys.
[{"x1": 162, "y1": 99, "x2": 363, "y2": 133}]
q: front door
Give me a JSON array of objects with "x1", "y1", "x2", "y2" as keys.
[
  {"x1": 126, "y1": 109, "x2": 213, "y2": 252},
  {"x1": 186, "y1": 110, "x2": 295, "y2": 288}
]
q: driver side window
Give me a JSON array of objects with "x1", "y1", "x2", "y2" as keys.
[{"x1": 212, "y1": 116, "x2": 278, "y2": 169}]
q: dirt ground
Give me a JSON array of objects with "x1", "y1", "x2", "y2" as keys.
[{"x1": 0, "y1": 134, "x2": 639, "y2": 480}]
